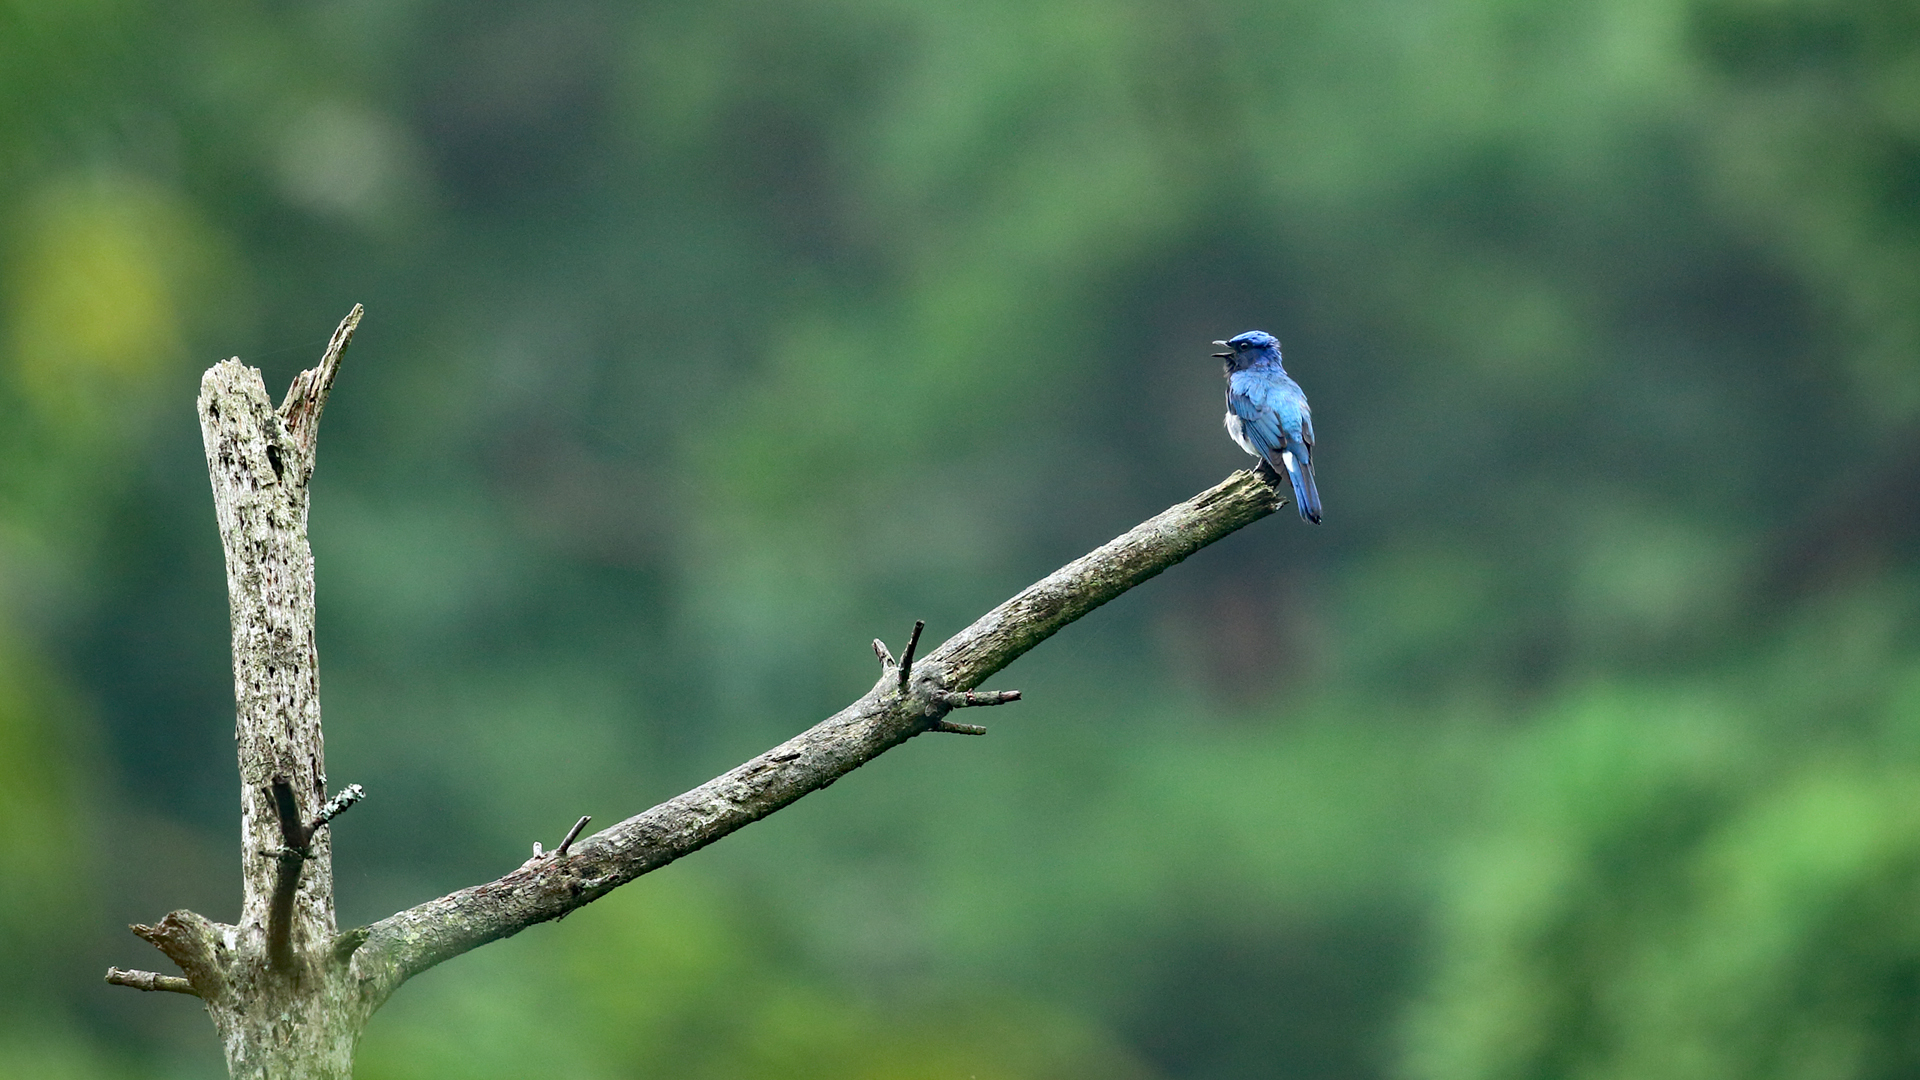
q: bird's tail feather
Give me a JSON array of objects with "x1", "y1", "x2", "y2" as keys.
[{"x1": 1281, "y1": 451, "x2": 1322, "y2": 524}]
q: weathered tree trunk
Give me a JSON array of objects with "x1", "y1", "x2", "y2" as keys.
[
  {"x1": 110, "y1": 307, "x2": 1286, "y2": 1077},
  {"x1": 124, "y1": 309, "x2": 370, "y2": 1078}
]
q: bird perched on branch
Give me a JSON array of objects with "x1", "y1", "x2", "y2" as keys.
[{"x1": 1213, "y1": 330, "x2": 1321, "y2": 524}]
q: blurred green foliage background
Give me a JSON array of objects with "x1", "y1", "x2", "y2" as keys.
[{"x1": 4, "y1": 0, "x2": 1920, "y2": 1076}]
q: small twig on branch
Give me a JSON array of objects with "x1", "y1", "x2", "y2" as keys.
[
  {"x1": 897, "y1": 619, "x2": 925, "y2": 690},
  {"x1": 941, "y1": 689, "x2": 1021, "y2": 708},
  {"x1": 308, "y1": 783, "x2": 366, "y2": 836},
  {"x1": 872, "y1": 638, "x2": 896, "y2": 668},
  {"x1": 556, "y1": 815, "x2": 592, "y2": 858},
  {"x1": 926, "y1": 689, "x2": 1020, "y2": 735},
  {"x1": 105, "y1": 966, "x2": 200, "y2": 996},
  {"x1": 266, "y1": 777, "x2": 309, "y2": 972},
  {"x1": 530, "y1": 815, "x2": 594, "y2": 861},
  {"x1": 270, "y1": 777, "x2": 310, "y2": 849},
  {"x1": 268, "y1": 856, "x2": 305, "y2": 972},
  {"x1": 265, "y1": 779, "x2": 364, "y2": 962}
]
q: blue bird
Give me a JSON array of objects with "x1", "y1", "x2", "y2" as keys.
[{"x1": 1213, "y1": 330, "x2": 1321, "y2": 523}]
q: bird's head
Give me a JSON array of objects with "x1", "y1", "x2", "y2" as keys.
[{"x1": 1211, "y1": 330, "x2": 1281, "y2": 365}]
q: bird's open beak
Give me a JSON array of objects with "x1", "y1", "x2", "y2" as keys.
[{"x1": 1211, "y1": 340, "x2": 1232, "y2": 359}]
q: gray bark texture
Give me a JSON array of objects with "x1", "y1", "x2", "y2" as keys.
[{"x1": 111, "y1": 307, "x2": 1286, "y2": 1078}]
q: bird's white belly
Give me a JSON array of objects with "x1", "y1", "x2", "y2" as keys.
[{"x1": 1223, "y1": 413, "x2": 1259, "y2": 458}]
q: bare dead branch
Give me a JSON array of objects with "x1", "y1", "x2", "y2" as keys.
[
  {"x1": 351, "y1": 469, "x2": 1281, "y2": 1001},
  {"x1": 129, "y1": 315, "x2": 1283, "y2": 1077},
  {"x1": 925, "y1": 472, "x2": 1281, "y2": 689},
  {"x1": 106, "y1": 966, "x2": 201, "y2": 996}
]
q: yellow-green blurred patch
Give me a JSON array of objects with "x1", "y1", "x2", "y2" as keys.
[{"x1": 4, "y1": 175, "x2": 223, "y2": 426}]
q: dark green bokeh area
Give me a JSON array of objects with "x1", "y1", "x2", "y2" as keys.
[{"x1": 5, "y1": 0, "x2": 1920, "y2": 1076}]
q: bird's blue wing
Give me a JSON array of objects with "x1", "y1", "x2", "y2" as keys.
[
  {"x1": 1273, "y1": 388, "x2": 1312, "y2": 452},
  {"x1": 1229, "y1": 367, "x2": 1321, "y2": 524},
  {"x1": 1227, "y1": 370, "x2": 1288, "y2": 462}
]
